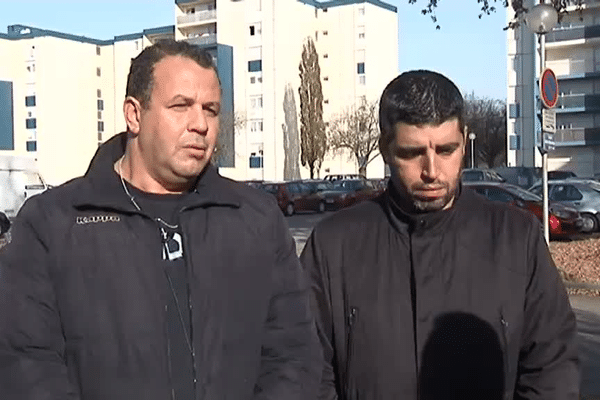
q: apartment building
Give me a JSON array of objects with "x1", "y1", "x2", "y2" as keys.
[
  {"x1": 0, "y1": 0, "x2": 398, "y2": 184},
  {"x1": 0, "y1": 24, "x2": 174, "y2": 185},
  {"x1": 174, "y1": 0, "x2": 398, "y2": 180},
  {"x1": 506, "y1": 0, "x2": 600, "y2": 176}
]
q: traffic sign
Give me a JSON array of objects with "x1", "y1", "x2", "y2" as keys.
[
  {"x1": 543, "y1": 132, "x2": 555, "y2": 152},
  {"x1": 542, "y1": 108, "x2": 556, "y2": 133},
  {"x1": 540, "y1": 68, "x2": 558, "y2": 108}
]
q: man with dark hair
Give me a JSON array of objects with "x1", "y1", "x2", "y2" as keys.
[
  {"x1": 0, "y1": 39, "x2": 319, "y2": 399},
  {"x1": 302, "y1": 70, "x2": 579, "y2": 399}
]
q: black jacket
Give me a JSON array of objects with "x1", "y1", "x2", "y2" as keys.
[
  {"x1": 301, "y1": 186, "x2": 579, "y2": 400},
  {"x1": 0, "y1": 133, "x2": 319, "y2": 399}
]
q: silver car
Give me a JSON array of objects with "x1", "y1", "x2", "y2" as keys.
[{"x1": 529, "y1": 179, "x2": 600, "y2": 233}]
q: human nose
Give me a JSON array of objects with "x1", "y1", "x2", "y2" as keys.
[
  {"x1": 188, "y1": 106, "x2": 208, "y2": 135},
  {"x1": 421, "y1": 151, "x2": 438, "y2": 181}
]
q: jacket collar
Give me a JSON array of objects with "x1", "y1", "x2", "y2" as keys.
[
  {"x1": 73, "y1": 132, "x2": 241, "y2": 212},
  {"x1": 385, "y1": 181, "x2": 468, "y2": 236}
]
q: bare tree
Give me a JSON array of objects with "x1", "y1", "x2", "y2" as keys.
[
  {"x1": 464, "y1": 94, "x2": 507, "y2": 168},
  {"x1": 298, "y1": 37, "x2": 327, "y2": 179},
  {"x1": 327, "y1": 99, "x2": 380, "y2": 178},
  {"x1": 409, "y1": 0, "x2": 583, "y2": 30},
  {"x1": 282, "y1": 84, "x2": 301, "y2": 180},
  {"x1": 213, "y1": 110, "x2": 247, "y2": 168}
]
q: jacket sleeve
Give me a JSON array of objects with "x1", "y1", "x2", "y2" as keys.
[
  {"x1": 300, "y1": 228, "x2": 338, "y2": 400},
  {"x1": 0, "y1": 202, "x2": 79, "y2": 399},
  {"x1": 253, "y1": 209, "x2": 322, "y2": 400},
  {"x1": 515, "y1": 223, "x2": 579, "y2": 399}
]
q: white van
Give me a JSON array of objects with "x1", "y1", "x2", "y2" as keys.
[{"x1": 0, "y1": 155, "x2": 49, "y2": 218}]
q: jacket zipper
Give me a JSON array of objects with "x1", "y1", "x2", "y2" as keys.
[
  {"x1": 499, "y1": 309, "x2": 510, "y2": 399},
  {"x1": 345, "y1": 306, "x2": 358, "y2": 400}
]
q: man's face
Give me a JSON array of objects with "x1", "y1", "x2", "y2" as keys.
[
  {"x1": 383, "y1": 118, "x2": 465, "y2": 213},
  {"x1": 129, "y1": 55, "x2": 221, "y2": 192}
]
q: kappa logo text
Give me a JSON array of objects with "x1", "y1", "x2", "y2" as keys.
[{"x1": 76, "y1": 215, "x2": 121, "y2": 224}]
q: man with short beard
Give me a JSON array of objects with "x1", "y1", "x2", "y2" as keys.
[{"x1": 301, "y1": 70, "x2": 578, "y2": 399}]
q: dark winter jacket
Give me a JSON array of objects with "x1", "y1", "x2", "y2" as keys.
[
  {"x1": 0, "y1": 133, "x2": 320, "y2": 400},
  {"x1": 301, "y1": 186, "x2": 579, "y2": 400}
]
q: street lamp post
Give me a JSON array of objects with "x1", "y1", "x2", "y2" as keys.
[
  {"x1": 468, "y1": 132, "x2": 476, "y2": 168},
  {"x1": 525, "y1": 1, "x2": 558, "y2": 244}
]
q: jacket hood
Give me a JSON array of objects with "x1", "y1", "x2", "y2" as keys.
[{"x1": 74, "y1": 132, "x2": 240, "y2": 212}]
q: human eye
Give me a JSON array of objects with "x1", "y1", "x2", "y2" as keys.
[
  {"x1": 204, "y1": 103, "x2": 220, "y2": 116},
  {"x1": 395, "y1": 147, "x2": 423, "y2": 160},
  {"x1": 437, "y1": 145, "x2": 458, "y2": 156}
]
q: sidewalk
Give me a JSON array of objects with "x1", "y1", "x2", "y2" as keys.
[{"x1": 570, "y1": 295, "x2": 600, "y2": 398}]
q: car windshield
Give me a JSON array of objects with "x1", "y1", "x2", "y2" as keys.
[{"x1": 505, "y1": 185, "x2": 542, "y2": 201}]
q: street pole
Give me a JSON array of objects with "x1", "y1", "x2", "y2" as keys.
[
  {"x1": 540, "y1": 34, "x2": 550, "y2": 244},
  {"x1": 526, "y1": 1, "x2": 558, "y2": 245},
  {"x1": 468, "y1": 131, "x2": 476, "y2": 169}
]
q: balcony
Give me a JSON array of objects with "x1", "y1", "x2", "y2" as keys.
[
  {"x1": 177, "y1": 10, "x2": 217, "y2": 25},
  {"x1": 545, "y1": 24, "x2": 600, "y2": 43},
  {"x1": 555, "y1": 127, "x2": 600, "y2": 146},
  {"x1": 555, "y1": 93, "x2": 600, "y2": 113},
  {"x1": 186, "y1": 33, "x2": 217, "y2": 47}
]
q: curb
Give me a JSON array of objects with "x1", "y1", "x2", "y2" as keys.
[{"x1": 563, "y1": 280, "x2": 600, "y2": 292}]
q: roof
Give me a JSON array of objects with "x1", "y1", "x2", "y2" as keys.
[
  {"x1": 0, "y1": 24, "x2": 175, "y2": 46},
  {"x1": 297, "y1": 0, "x2": 397, "y2": 13}
]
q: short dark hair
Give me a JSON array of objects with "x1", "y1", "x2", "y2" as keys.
[
  {"x1": 126, "y1": 39, "x2": 218, "y2": 109},
  {"x1": 378, "y1": 70, "x2": 464, "y2": 150}
]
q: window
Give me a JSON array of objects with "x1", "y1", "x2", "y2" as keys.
[
  {"x1": 98, "y1": 121, "x2": 104, "y2": 132},
  {"x1": 509, "y1": 135, "x2": 521, "y2": 150},
  {"x1": 552, "y1": 185, "x2": 583, "y2": 201},
  {"x1": 250, "y1": 120, "x2": 263, "y2": 133},
  {"x1": 98, "y1": 111, "x2": 102, "y2": 119},
  {"x1": 509, "y1": 103, "x2": 520, "y2": 118},
  {"x1": 357, "y1": 62, "x2": 365, "y2": 74},
  {"x1": 359, "y1": 75, "x2": 366, "y2": 85},
  {"x1": 250, "y1": 76, "x2": 256, "y2": 84},
  {"x1": 250, "y1": 26, "x2": 255, "y2": 36},
  {"x1": 323, "y1": 76, "x2": 329, "y2": 81},
  {"x1": 97, "y1": 89, "x2": 102, "y2": 98},
  {"x1": 96, "y1": 67, "x2": 101, "y2": 77},
  {"x1": 26, "y1": 118, "x2": 36, "y2": 129},
  {"x1": 323, "y1": 54, "x2": 328, "y2": 59},
  {"x1": 249, "y1": 154, "x2": 263, "y2": 168},
  {"x1": 323, "y1": 30, "x2": 328, "y2": 35},
  {"x1": 98, "y1": 131, "x2": 103, "y2": 141},
  {"x1": 96, "y1": 45, "x2": 101, "y2": 55},
  {"x1": 25, "y1": 96, "x2": 36, "y2": 107},
  {"x1": 248, "y1": 60, "x2": 262, "y2": 72},
  {"x1": 251, "y1": 96, "x2": 263, "y2": 110},
  {"x1": 324, "y1": 99, "x2": 329, "y2": 104},
  {"x1": 249, "y1": 23, "x2": 261, "y2": 36},
  {"x1": 359, "y1": 6, "x2": 365, "y2": 16},
  {"x1": 358, "y1": 26, "x2": 365, "y2": 39},
  {"x1": 323, "y1": 8, "x2": 328, "y2": 13},
  {"x1": 97, "y1": 99, "x2": 104, "y2": 111},
  {"x1": 26, "y1": 141, "x2": 37, "y2": 152}
]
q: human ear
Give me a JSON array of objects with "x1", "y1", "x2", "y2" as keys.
[{"x1": 123, "y1": 96, "x2": 142, "y2": 135}]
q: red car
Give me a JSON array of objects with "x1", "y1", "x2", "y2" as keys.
[
  {"x1": 464, "y1": 182, "x2": 583, "y2": 238},
  {"x1": 259, "y1": 180, "x2": 331, "y2": 216},
  {"x1": 319, "y1": 179, "x2": 381, "y2": 211}
]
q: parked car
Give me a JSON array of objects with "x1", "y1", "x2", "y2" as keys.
[
  {"x1": 461, "y1": 168, "x2": 506, "y2": 183},
  {"x1": 319, "y1": 179, "x2": 380, "y2": 211},
  {"x1": 529, "y1": 179, "x2": 600, "y2": 233},
  {"x1": 323, "y1": 173, "x2": 365, "y2": 181},
  {"x1": 548, "y1": 170, "x2": 577, "y2": 180},
  {"x1": 464, "y1": 181, "x2": 583, "y2": 238},
  {"x1": 242, "y1": 180, "x2": 263, "y2": 189},
  {"x1": 493, "y1": 166, "x2": 541, "y2": 189},
  {"x1": 259, "y1": 180, "x2": 331, "y2": 216}
]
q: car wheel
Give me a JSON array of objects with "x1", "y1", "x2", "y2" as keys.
[
  {"x1": 318, "y1": 201, "x2": 325, "y2": 213},
  {"x1": 580, "y1": 213, "x2": 598, "y2": 233},
  {"x1": 285, "y1": 203, "x2": 295, "y2": 216}
]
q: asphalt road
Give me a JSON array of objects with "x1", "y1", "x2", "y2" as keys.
[{"x1": 286, "y1": 211, "x2": 600, "y2": 397}]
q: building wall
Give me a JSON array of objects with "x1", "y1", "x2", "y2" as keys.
[
  {"x1": 507, "y1": 0, "x2": 600, "y2": 177},
  {"x1": 175, "y1": 0, "x2": 398, "y2": 181},
  {"x1": 0, "y1": 27, "x2": 172, "y2": 185}
]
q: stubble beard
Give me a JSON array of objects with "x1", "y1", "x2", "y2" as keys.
[{"x1": 411, "y1": 183, "x2": 457, "y2": 212}]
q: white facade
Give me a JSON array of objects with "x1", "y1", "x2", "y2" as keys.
[
  {"x1": 506, "y1": 0, "x2": 600, "y2": 177},
  {"x1": 0, "y1": 0, "x2": 398, "y2": 185},
  {"x1": 0, "y1": 25, "x2": 174, "y2": 185},
  {"x1": 174, "y1": 0, "x2": 398, "y2": 180}
]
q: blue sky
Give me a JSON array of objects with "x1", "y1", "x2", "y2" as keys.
[{"x1": 0, "y1": 0, "x2": 508, "y2": 99}]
